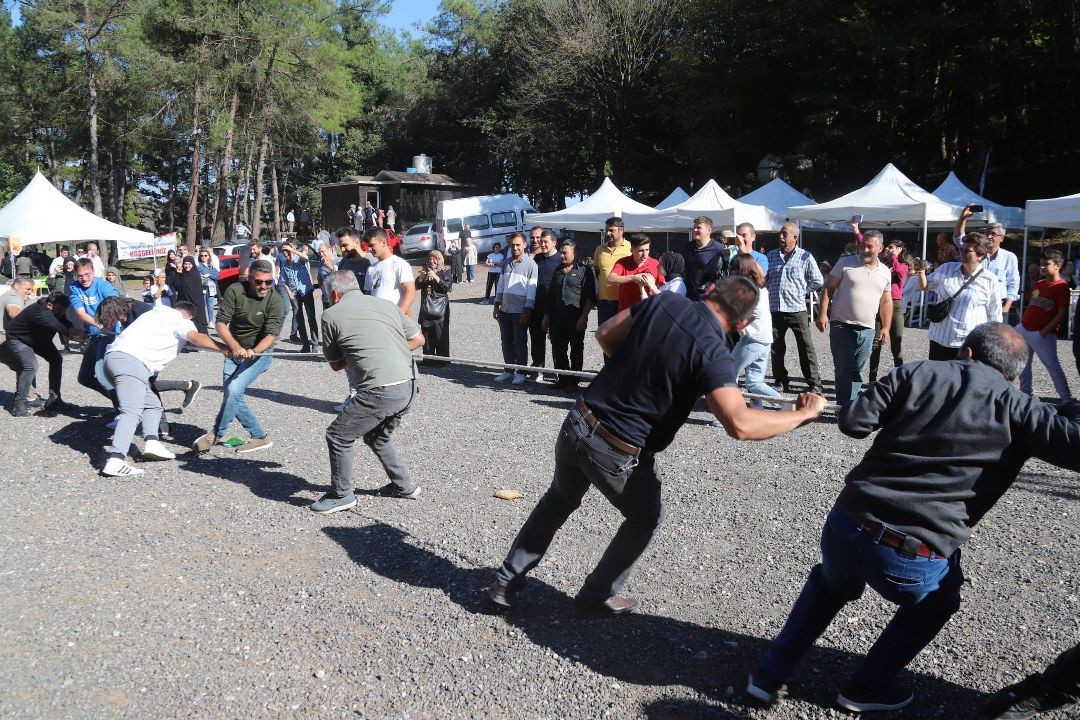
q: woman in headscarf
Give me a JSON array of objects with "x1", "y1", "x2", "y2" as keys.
[
  {"x1": 415, "y1": 249, "x2": 453, "y2": 364},
  {"x1": 658, "y1": 252, "x2": 687, "y2": 296},
  {"x1": 48, "y1": 258, "x2": 77, "y2": 293},
  {"x1": 171, "y1": 256, "x2": 209, "y2": 333},
  {"x1": 105, "y1": 266, "x2": 129, "y2": 298}
]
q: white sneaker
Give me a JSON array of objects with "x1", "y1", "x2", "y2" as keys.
[
  {"x1": 511, "y1": 373, "x2": 527, "y2": 385},
  {"x1": 102, "y1": 457, "x2": 145, "y2": 477},
  {"x1": 494, "y1": 372, "x2": 513, "y2": 383},
  {"x1": 142, "y1": 439, "x2": 176, "y2": 461}
]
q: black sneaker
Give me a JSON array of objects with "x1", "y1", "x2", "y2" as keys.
[
  {"x1": 981, "y1": 674, "x2": 1069, "y2": 719},
  {"x1": 309, "y1": 493, "x2": 358, "y2": 514},
  {"x1": 10, "y1": 402, "x2": 29, "y2": 417},
  {"x1": 837, "y1": 680, "x2": 913, "y2": 712},
  {"x1": 27, "y1": 396, "x2": 45, "y2": 409},
  {"x1": 485, "y1": 580, "x2": 516, "y2": 610},
  {"x1": 746, "y1": 667, "x2": 786, "y2": 705},
  {"x1": 375, "y1": 483, "x2": 421, "y2": 499},
  {"x1": 182, "y1": 381, "x2": 202, "y2": 408},
  {"x1": 41, "y1": 393, "x2": 73, "y2": 412}
]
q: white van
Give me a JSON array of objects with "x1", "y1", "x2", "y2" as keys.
[{"x1": 435, "y1": 194, "x2": 536, "y2": 255}]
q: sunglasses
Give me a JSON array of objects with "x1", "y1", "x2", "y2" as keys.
[{"x1": 252, "y1": 279, "x2": 273, "y2": 286}]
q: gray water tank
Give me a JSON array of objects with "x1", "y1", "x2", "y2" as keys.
[{"x1": 412, "y1": 154, "x2": 432, "y2": 174}]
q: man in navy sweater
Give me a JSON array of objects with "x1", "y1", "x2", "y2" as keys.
[{"x1": 747, "y1": 322, "x2": 1080, "y2": 713}]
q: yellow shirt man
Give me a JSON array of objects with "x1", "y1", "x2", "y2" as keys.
[{"x1": 593, "y1": 240, "x2": 631, "y2": 302}]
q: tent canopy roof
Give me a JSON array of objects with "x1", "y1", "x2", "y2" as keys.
[
  {"x1": 524, "y1": 177, "x2": 655, "y2": 231},
  {"x1": 0, "y1": 171, "x2": 152, "y2": 246},
  {"x1": 655, "y1": 187, "x2": 689, "y2": 209},
  {"x1": 622, "y1": 179, "x2": 784, "y2": 231},
  {"x1": 931, "y1": 171, "x2": 1025, "y2": 228},
  {"x1": 739, "y1": 177, "x2": 814, "y2": 214},
  {"x1": 787, "y1": 163, "x2": 964, "y2": 226},
  {"x1": 1025, "y1": 191, "x2": 1080, "y2": 230}
]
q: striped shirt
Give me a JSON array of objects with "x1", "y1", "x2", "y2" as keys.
[
  {"x1": 925, "y1": 262, "x2": 1004, "y2": 347},
  {"x1": 951, "y1": 235, "x2": 1019, "y2": 300},
  {"x1": 494, "y1": 255, "x2": 538, "y2": 314},
  {"x1": 766, "y1": 246, "x2": 824, "y2": 313}
]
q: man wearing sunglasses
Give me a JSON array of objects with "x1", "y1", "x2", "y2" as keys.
[
  {"x1": 193, "y1": 260, "x2": 283, "y2": 454},
  {"x1": 953, "y1": 204, "x2": 1020, "y2": 316}
]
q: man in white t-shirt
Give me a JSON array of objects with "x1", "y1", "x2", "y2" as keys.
[
  {"x1": 48, "y1": 247, "x2": 71, "y2": 277},
  {"x1": 101, "y1": 300, "x2": 229, "y2": 477},
  {"x1": 363, "y1": 228, "x2": 415, "y2": 316},
  {"x1": 84, "y1": 242, "x2": 106, "y2": 278}
]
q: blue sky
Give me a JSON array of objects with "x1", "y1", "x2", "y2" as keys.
[{"x1": 382, "y1": 0, "x2": 443, "y2": 37}]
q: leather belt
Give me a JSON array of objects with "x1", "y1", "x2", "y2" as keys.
[
  {"x1": 849, "y1": 511, "x2": 942, "y2": 559},
  {"x1": 575, "y1": 399, "x2": 640, "y2": 457}
]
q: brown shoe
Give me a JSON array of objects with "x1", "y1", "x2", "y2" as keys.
[
  {"x1": 574, "y1": 595, "x2": 639, "y2": 616},
  {"x1": 236, "y1": 436, "x2": 273, "y2": 454},
  {"x1": 192, "y1": 432, "x2": 220, "y2": 453}
]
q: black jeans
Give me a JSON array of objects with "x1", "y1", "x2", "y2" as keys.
[
  {"x1": 0, "y1": 338, "x2": 62, "y2": 403},
  {"x1": 528, "y1": 309, "x2": 547, "y2": 370},
  {"x1": 771, "y1": 310, "x2": 821, "y2": 388},
  {"x1": 421, "y1": 310, "x2": 450, "y2": 364},
  {"x1": 293, "y1": 291, "x2": 319, "y2": 346},
  {"x1": 497, "y1": 406, "x2": 666, "y2": 603},
  {"x1": 929, "y1": 341, "x2": 960, "y2": 361},
  {"x1": 549, "y1": 316, "x2": 585, "y2": 380},
  {"x1": 485, "y1": 272, "x2": 499, "y2": 299}
]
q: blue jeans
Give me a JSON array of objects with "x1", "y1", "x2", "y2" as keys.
[
  {"x1": 759, "y1": 506, "x2": 963, "y2": 690},
  {"x1": 465, "y1": 264, "x2": 476, "y2": 282},
  {"x1": 830, "y1": 322, "x2": 875, "y2": 405},
  {"x1": 214, "y1": 353, "x2": 272, "y2": 439},
  {"x1": 733, "y1": 338, "x2": 781, "y2": 408},
  {"x1": 498, "y1": 311, "x2": 528, "y2": 367},
  {"x1": 204, "y1": 293, "x2": 216, "y2": 324}
]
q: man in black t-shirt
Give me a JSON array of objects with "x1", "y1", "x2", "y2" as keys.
[
  {"x1": 487, "y1": 276, "x2": 826, "y2": 615},
  {"x1": 0, "y1": 292, "x2": 82, "y2": 416}
]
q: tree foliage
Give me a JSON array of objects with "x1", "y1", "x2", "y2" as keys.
[{"x1": 0, "y1": 0, "x2": 1077, "y2": 231}]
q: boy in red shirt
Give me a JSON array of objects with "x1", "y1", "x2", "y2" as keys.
[
  {"x1": 1018, "y1": 250, "x2": 1072, "y2": 401},
  {"x1": 606, "y1": 234, "x2": 665, "y2": 312}
]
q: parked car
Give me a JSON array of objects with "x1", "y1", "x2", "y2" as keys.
[
  {"x1": 400, "y1": 223, "x2": 435, "y2": 257},
  {"x1": 213, "y1": 243, "x2": 245, "y2": 257},
  {"x1": 216, "y1": 254, "x2": 242, "y2": 295}
]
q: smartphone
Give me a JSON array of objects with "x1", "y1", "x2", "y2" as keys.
[
  {"x1": 969, "y1": 204, "x2": 984, "y2": 213},
  {"x1": 851, "y1": 214, "x2": 864, "y2": 224}
]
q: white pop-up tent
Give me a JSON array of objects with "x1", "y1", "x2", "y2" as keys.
[
  {"x1": 738, "y1": 177, "x2": 845, "y2": 231},
  {"x1": 1020, "y1": 191, "x2": 1080, "y2": 314},
  {"x1": 931, "y1": 171, "x2": 1025, "y2": 229},
  {"x1": 621, "y1": 179, "x2": 784, "y2": 232},
  {"x1": 655, "y1": 187, "x2": 689, "y2": 210},
  {"x1": 525, "y1": 177, "x2": 656, "y2": 231},
  {"x1": 787, "y1": 163, "x2": 966, "y2": 260},
  {"x1": 0, "y1": 171, "x2": 152, "y2": 247}
]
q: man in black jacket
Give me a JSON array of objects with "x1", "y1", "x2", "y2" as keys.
[
  {"x1": 747, "y1": 322, "x2": 1080, "y2": 713},
  {"x1": 542, "y1": 239, "x2": 596, "y2": 389},
  {"x1": 0, "y1": 292, "x2": 82, "y2": 416}
]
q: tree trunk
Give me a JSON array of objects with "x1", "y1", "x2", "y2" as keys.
[
  {"x1": 232, "y1": 135, "x2": 255, "y2": 232},
  {"x1": 84, "y1": 31, "x2": 103, "y2": 216},
  {"x1": 250, "y1": 130, "x2": 269, "y2": 242},
  {"x1": 185, "y1": 76, "x2": 203, "y2": 254},
  {"x1": 269, "y1": 139, "x2": 282, "y2": 243},
  {"x1": 166, "y1": 157, "x2": 177, "y2": 232},
  {"x1": 212, "y1": 88, "x2": 240, "y2": 244}
]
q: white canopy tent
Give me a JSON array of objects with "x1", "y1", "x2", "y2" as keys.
[
  {"x1": 1021, "y1": 191, "x2": 1080, "y2": 314},
  {"x1": 738, "y1": 177, "x2": 845, "y2": 231},
  {"x1": 787, "y1": 163, "x2": 966, "y2": 261},
  {"x1": 524, "y1": 177, "x2": 656, "y2": 231},
  {"x1": 655, "y1": 187, "x2": 689, "y2": 210},
  {"x1": 621, "y1": 179, "x2": 784, "y2": 232},
  {"x1": 0, "y1": 171, "x2": 152, "y2": 247},
  {"x1": 931, "y1": 171, "x2": 1025, "y2": 229}
]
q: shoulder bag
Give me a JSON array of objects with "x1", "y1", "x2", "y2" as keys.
[{"x1": 926, "y1": 267, "x2": 983, "y2": 323}]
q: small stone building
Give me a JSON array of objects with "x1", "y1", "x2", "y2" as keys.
[{"x1": 319, "y1": 171, "x2": 471, "y2": 233}]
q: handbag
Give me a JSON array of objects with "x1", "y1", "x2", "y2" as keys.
[
  {"x1": 926, "y1": 267, "x2": 983, "y2": 323},
  {"x1": 422, "y1": 290, "x2": 447, "y2": 321}
]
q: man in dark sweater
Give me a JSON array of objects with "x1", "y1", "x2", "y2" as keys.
[
  {"x1": 542, "y1": 239, "x2": 596, "y2": 390},
  {"x1": 0, "y1": 292, "x2": 82, "y2": 416},
  {"x1": 748, "y1": 322, "x2": 1080, "y2": 714},
  {"x1": 486, "y1": 277, "x2": 826, "y2": 615},
  {"x1": 528, "y1": 229, "x2": 563, "y2": 378}
]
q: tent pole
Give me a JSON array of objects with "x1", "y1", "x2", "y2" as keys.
[
  {"x1": 1020, "y1": 226, "x2": 1029, "y2": 316},
  {"x1": 919, "y1": 213, "x2": 929, "y2": 328}
]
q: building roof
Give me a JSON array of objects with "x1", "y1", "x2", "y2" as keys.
[{"x1": 318, "y1": 171, "x2": 467, "y2": 189}]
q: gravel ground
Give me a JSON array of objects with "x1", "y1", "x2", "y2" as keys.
[{"x1": 1, "y1": 266, "x2": 1077, "y2": 720}]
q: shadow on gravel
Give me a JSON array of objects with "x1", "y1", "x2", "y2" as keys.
[
  {"x1": 640, "y1": 697, "x2": 751, "y2": 719},
  {"x1": 323, "y1": 522, "x2": 983, "y2": 719},
  {"x1": 246, "y1": 387, "x2": 339, "y2": 414},
  {"x1": 419, "y1": 364, "x2": 591, "y2": 400},
  {"x1": 1013, "y1": 470, "x2": 1080, "y2": 502},
  {"x1": 49, "y1": 411, "x2": 204, "y2": 460},
  {"x1": 181, "y1": 456, "x2": 321, "y2": 507}
]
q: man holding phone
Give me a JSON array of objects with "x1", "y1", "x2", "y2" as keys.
[{"x1": 953, "y1": 203, "x2": 1019, "y2": 316}]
